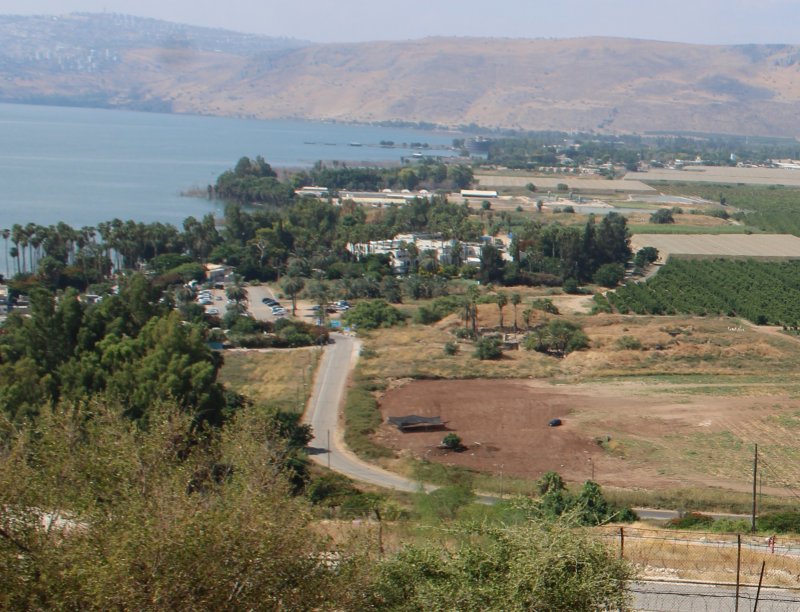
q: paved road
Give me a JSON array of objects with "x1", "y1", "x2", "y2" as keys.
[
  {"x1": 303, "y1": 333, "x2": 435, "y2": 493},
  {"x1": 631, "y1": 580, "x2": 800, "y2": 611},
  {"x1": 634, "y1": 508, "x2": 751, "y2": 521}
]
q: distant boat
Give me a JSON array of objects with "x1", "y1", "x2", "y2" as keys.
[
  {"x1": 412, "y1": 152, "x2": 423, "y2": 158},
  {"x1": 349, "y1": 142, "x2": 362, "y2": 147}
]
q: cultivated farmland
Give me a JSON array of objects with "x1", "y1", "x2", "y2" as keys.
[
  {"x1": 357, "y1": 309, "x2": 800, "y2": 500},
  {"x1": 630, "y1": 233, "x2": 800, "y2": 260},
  {"x1": 475, "y1": 173, "x2": 655, "y2": 192},
  {"x1": 634, "y1": 165, "x2": 800, "y2": 187}
]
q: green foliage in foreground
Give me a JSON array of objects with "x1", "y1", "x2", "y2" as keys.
[
  {"x1": 0, "y1": 401, "x2": 635, "y2": 610},
  {"x1": 609, "y1": 259, "x2": 800, "y2": 324},
  {"x1": 0, "y1": 402, "x2": 368, "y2": 611},
  {"x1": 369, "y1": 518, "x2": 633, "y2": 611}
]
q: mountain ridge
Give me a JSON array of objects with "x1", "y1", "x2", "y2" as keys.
[{"x1": 1, "y1": 13, "x2": 799, "y2": 137}]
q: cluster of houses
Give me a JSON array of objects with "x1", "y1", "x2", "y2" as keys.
[{"x1": 346, "y1": 233, "x2": 511, "y2": 275}]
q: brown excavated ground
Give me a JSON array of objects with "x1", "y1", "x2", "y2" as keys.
[{"x1": 375, "y1": 378, "x2": 800, "y2": 492}]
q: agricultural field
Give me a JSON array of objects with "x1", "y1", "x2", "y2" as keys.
[
  {"x1": 474, "y1": 172, "x2": 655, "y2": 193},
  {"x1": 354, "y1": 302, "x2": 800, "y2": 499},
  {"x1": 606, "y1": 259, "x2": 800, "y2": 324},
  {"x1": 374, "y1": 376, "x2": 800, "y2": 494},
  {"x1": 645, "y1": 182, "x2": 800, "y2": 235},
  {"x1": 629, "y1": 233, "x2": 800, "y2": 259},
  {"x1": 635, "y1": 165, "x2": 800, "y2": 187}
]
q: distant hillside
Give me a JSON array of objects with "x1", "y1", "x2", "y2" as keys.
[{"x1": 2, "y1": 14, "x2": 800, "y2": 136}]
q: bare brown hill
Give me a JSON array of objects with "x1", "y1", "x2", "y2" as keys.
[{"x1": 3, "y1": 14, "x2": 800, "y2": 136}]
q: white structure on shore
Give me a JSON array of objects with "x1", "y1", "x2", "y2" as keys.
[{"x1": 347, "y1": 233, "x2": 510, "y2": 274}]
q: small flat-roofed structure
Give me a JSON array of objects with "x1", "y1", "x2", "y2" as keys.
[
  {"x1": 460, "y1": 189, "x2": 498, "y2": 198},
  {"x1": 295, "y1": 186, "x2": 329, "y2": 197},
  {"x1": 388, "y1": 415, "x2": 444, "y2": 431}
]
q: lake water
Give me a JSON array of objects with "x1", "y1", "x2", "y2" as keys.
[{"x1": 0, "y1": 103, "x2": 459, "y2": 228}]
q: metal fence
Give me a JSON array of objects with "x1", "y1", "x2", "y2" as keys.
[{"x1": 596, "y1": 527, "x2": 800, "y2": 611}]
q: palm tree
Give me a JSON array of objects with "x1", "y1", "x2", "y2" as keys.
[
  {"x1": 466, "y1": 284, "x2": 480, "y2": 335},
  {"x1": 496, "y1": 291, "x2": 508, "y2": 330},
  {"x1": 11, "y1": 224, "x2": 26, "y2": 274},
  {"x1": 305, "y1": 279, "x2": 330, "y2": 327},
  {"x1": 9, "y1": 246, "x2": 19, "y2": 276},
  {"x1": 281, "y1": 276, "x2": 305, "y2": 316},
  {"x1": 1, "y1": 228, "x2": 9, "y2": 279},
  {"x1": 226, "y1": 278, "x2": 248, "y2": 306},
  {"x1": 511, "y1": 293, "x2": 522, "y2": 333},
  {"x1": 522, "y1": 307, "x2": 534, "y2": 332}
]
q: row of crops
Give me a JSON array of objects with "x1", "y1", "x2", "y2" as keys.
[{"x1": 604, "y1": 259, "x2": 800, "y2": 325}]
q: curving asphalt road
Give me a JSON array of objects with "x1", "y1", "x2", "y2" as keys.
[{"x1": 303, "y1": 333, "x2": 436, "y2": 493}]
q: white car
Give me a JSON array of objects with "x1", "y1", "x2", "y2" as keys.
[
  {"x1": 207, "y1": 308, "x2": 220, "y2": 315},
  {"x1": 197, "y1": 298, "x2": 213, "y2": 305}
]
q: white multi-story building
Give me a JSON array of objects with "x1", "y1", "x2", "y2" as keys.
[{"x1": 347, "y1": 233, "x2": 495, "y2": 274}]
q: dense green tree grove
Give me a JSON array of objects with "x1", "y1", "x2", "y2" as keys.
[
  {"x1": 0, "y1": 276, "x2": 231, "y2": 426},
  {"x1": 608, "y1": 258, "x2": 800, "y2": 324},
  {"x1": 510, "y1": 213, "x2": 631, "y2": 284}
]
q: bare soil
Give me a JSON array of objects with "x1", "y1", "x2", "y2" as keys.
[{"x1": 375, "y1": 378, "x2": 800, "y2": 493}]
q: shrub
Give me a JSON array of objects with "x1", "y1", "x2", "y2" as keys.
[
  {"x1": 443, "y1": 341, "x2": 459, "y2": 356},
  {"x1": 343, "y1": 299, "x2": 406, "y2": 330},
  {"x1": 633, "y1": 247, "x2": 659, "y2": 268},
  {"x1": 413, "y1": 295, "x2": 462, "y2": 325},
  {"x1": 442, "y1": 433, "x2": 463, "y2": 450},
  {"x1": 563, "y1": 278, "x2": 581, "y2": 294},
  {"x1": 591, "y1": 293, "x2": 613, "y2": 314},
  {"x1": 593, "y1": 263, "x2": 625, "y2": 288},
  {"x1": 524, "y1": 320, "x2": 589, "y2": 357},
  {"x1": 649, "y1": 208, "x2": 675, "y2": 224},
  {"x1": 474, "y1": 337, "x2": 503, "y2": 360},
  {"x1": 453, "y1": 327, "x2": 475, "y2": 340},
  {"x1": 615, "y1": 335, "x2": 642, "y2": 350},
  {"x1": 531, "y1": 298, "x2": 559, "y2": 314},
  {"x1": 757, "y1": 511, "x2": 800, "y2": 534},
  {"x1": 667, "y1": 512, "x2": 715, "y2": 529}
]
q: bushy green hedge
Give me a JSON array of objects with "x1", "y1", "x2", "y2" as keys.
[
  {"x1": 413, "y1": 295, "x2": 463, "y2": 325},
  {"x1": 344, "y1": 299, "x2": 407, "y2": 330}
]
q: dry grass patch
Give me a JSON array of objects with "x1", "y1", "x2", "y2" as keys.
[
  {"x1": 352, "y1": 312, "x2": 800, "y2": 494},
  {"x1": 598, "y1": 527, "x2": 800, "y2": 588},
  {"x1": 219, "y1": 348, "x2": 321, "y2": 413}
]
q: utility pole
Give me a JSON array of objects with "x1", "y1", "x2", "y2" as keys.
[{"x1": 751, "y1": 443, "x2": 758, "y2": 534}]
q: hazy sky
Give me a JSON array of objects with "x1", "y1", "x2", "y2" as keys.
[{"x1": 4, "y1": 0, "x2": 800, "y2": 45}]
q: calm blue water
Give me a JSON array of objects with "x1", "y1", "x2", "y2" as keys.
[{"x1": 0, "y1": 103, "x2": 458, "y2": 228}]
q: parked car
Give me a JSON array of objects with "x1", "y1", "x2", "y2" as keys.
[
  {"x1": 207, "y1": 308, "x2": 220, "y2": 315},
  {"x1": 197, "y1": 298, "x2": 213, "y2": 305},
  {"x1": 262, "y1": 297, "x2": 279, "y2": 306}
]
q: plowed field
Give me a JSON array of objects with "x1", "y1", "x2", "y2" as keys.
[{"x1": 375, "y1": 378, "x2": 800, "y2": 492}]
